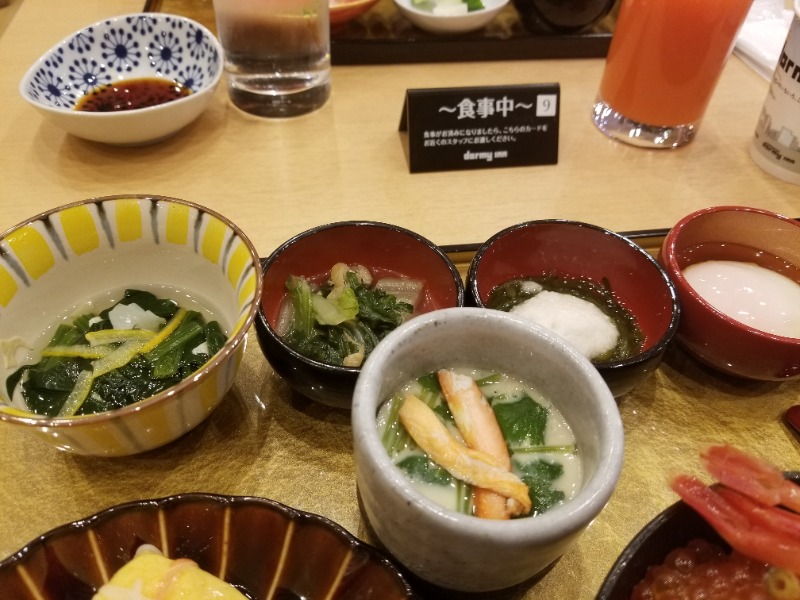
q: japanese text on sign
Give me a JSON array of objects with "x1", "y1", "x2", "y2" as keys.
[
  {"x1": 423, "y1": 125, "x2": 551, "y2": 147},
  {"x1": 399, "y1": 83, "x2": 560, "y2": 173},
  {"x1": 438, "y1": 94, "x2": 557, "y2": 119}
]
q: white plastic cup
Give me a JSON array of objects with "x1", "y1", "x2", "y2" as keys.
[{"x1": 749, "y1": 0, "x2": 800, "y2": 185}]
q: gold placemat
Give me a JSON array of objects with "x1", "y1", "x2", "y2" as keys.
[{"x1": 1, "y1": 236, "x2": 799, "y2": 600}]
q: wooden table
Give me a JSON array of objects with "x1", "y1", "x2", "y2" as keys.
[{"x1": 1, "y1": 2, "x2": 798, "y2": 599}]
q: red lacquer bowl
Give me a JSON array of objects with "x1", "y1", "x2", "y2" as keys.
[
  {"x1": 330, "y1": 0, "x2": 380, "y2": 32},
  {"x1": 659, "y1": 206, "x2": 800, "y2": 381},
  {"x1": 467, "y1": 220, "x2": 680, "y2": 397},
  {"x1": 256, "y1": 221, "x2": 464, "y2": 409}
]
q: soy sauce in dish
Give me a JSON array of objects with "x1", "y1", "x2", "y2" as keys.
[{"x1": 75, "y1": 78, "x2": 192, "y2": 112}]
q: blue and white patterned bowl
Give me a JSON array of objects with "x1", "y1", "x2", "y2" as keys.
[{"x1": 19, "y1": 13, "x2": 223, "y2": 145}]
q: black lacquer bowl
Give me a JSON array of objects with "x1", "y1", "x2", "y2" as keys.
[
  {"x1": 256, "y1": 221, "x2": 464, "y2": 409},
  {"x1": 596, "y1": 473, "x2": 800, "y2": 600},
  {"x1": 0, "y1": 494, "x2": 417, "y2": 600},
  {"x1": 512, "y1": 0, "x2": 618, "y2": 34}
]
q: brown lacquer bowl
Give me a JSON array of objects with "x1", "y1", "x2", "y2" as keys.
[{"x1": 0, "y1": 494, "x2": 417, "y2": 600}]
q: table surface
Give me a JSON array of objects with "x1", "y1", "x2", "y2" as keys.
[{"x1": 1, "y1": 1, "x2": 799, "y2": 599}]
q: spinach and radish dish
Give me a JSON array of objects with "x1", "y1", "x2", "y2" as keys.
[
  {"x1": 276, "y1": 263, "x2": 423, "y2": 368},
  {"x1": 6, "y1": 290, "x2": 227, "y2": 417}
]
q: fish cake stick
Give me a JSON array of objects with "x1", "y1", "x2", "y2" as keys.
[
  {"x1": 399, "y1": 394, "x2": 531, "y2": 516},
  {"x1": 438, "y1": 369, "x2": 519, "y2": 519}
]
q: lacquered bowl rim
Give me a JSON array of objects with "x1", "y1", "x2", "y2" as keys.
[{"x1": 0, "y1": 492, "x2": 419, "y2": 598}]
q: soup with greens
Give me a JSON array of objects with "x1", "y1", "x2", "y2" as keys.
[
  {"x1": 378, "y1": 368, "x2": 581, "y2": 519},
  {"x1": 5, "y1": 289, "x2": 226, "y2": 417}
]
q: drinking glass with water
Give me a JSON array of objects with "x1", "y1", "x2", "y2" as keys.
[{"x1": 213, "y1": 0, "x2": 331, "y2": 118}]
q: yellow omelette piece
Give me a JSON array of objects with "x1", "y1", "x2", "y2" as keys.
[{"x1": 93, "y1": 551, "x2": 247, "y2": 600}]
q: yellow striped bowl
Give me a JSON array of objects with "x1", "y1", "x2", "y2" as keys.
[
  {"x1": 0, "y1": 195, "x2": 262, "y2": 456},
  {"x1": 0, "y1": 494, "x2": 417, "y2": 599}
]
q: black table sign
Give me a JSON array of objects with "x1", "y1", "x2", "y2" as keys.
[{"x1": 399, "y1": 83, "x2": 560, "y2": 173}]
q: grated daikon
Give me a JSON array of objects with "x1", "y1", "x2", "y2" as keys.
[{"x1": 510, "y1": 291, "x2": 620, "y2": 360}]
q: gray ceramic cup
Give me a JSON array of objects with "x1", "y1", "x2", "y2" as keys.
[{"x1": 352, "y1": 307, "x2": 625, "y2": 593}]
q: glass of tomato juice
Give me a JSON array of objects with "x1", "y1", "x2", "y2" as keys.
[{"x1": 592, "y1": 0, "x2": 754, "y2": 149}]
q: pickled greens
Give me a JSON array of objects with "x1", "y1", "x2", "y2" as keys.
[
  {"x1": 6, "y1": 290, "x2": 226, "y2": 417},
  {"x1": 280, "y1": 264, "x2": 417, "y2": 367}
]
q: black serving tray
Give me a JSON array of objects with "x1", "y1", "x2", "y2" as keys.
[{"x1": 144, "y1": 0, "x2": 615, "y2": 64}]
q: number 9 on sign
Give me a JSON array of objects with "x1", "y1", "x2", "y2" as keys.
[{"x1": 537, "y1": 94, "x2": 557, "y2": 117}]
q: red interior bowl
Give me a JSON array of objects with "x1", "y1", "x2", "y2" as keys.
[
  {"x1": 330, "y1": 0, "x2": 379, "y2": 31},
  {"x1": 659, "y1": 206, "x2": 800, "y2": 381},
  {"x1": 0, "y1": 494, "x2": 416, "y2": 600},
  {"x1": 257, "y1": 221, "x2": 464, "y2": 408},
  {"x1": 262, "y1": 221, "x2": 462, "y2": 327},
  {"x1": 468, "y1": 220, "x2": 679, "y2": 397}
]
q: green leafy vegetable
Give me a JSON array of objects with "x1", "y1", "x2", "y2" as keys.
[
  {"x1": 475, "y1": 373, "x2": 503, "y2": 387},
  {"x1": 7, "y1": 290, "x2": 225, "y2": 417},
  {"x1": 205, "y1": 321, "x2": 226, "y2": 356},
  {"x1": 515, "y1": 459, "x2": 566, "y2": 515},
  {"x1": 311, "y1": 286, "x2": 358, "y2": 326},
  {"x1": 282, "y1": 265, "x2": 414, "y2": 367},
  {"x1": 145, "y1": 311, "x2": 205, "y2": 372},
  {"x1": 346, "y1": 271, "x2": 411, "y2": 332},
  {"x1": 285, "y1": 276, "x2": 315, "y2": 339},
  {"x1": 396, "y1": 455, "x2": 453, "y2": 485},
  {"x1": 417, "y1": 371, "x2": 441, "y2": 395},
  {"x1": 491, "y1": 393, "x2": 549, "y2": 448}
]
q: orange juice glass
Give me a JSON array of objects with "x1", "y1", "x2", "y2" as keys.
[{"x1": 592, "y1": 0, "x2": 753, "y2": 148}]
